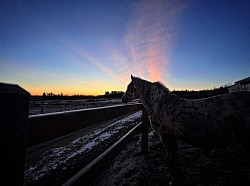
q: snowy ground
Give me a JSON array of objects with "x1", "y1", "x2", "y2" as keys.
[
  {"x1": 29, "y1": 98, "x2": 123, "y2": 115},
  {"x1": 24, "y1": 111, "x2": 142, "y2": 186}
]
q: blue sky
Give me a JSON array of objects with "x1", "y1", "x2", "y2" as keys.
[{"x1": 0, "y1": 0, "x2": 249, "y2": 95}]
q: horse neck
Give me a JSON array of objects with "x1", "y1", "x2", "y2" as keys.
[{"x1": 136, "y1": 82, "x2": 165, "y2": 116}]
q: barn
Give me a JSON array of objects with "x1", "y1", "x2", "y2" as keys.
[{"x1": 228, "y1": 76, "x2": 250, "y2": 93}]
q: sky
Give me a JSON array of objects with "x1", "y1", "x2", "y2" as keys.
[{"x1": 0, "y1": 0, "x2": 249, "y2": 96}]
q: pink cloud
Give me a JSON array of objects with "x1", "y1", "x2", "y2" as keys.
[{"x1": 124, "y1": 0, "x2": 185, "y2": 82}]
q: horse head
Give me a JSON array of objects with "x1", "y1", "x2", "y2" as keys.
[{"x1": 122, "y1": 75, "x2": 138, "y2": 103}]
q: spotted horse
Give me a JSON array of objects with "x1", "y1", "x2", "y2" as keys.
[{"x1": 122, "y1": 75, "x2": 250, "y2": 186}]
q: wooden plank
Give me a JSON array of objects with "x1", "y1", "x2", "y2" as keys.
[{"x1": 27, "y1": 103, "x2": 142, "y2": 146}]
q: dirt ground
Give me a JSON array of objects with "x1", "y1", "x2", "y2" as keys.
[{"x1": 89, "y1": 130, "x2": 250, "y2": 186}]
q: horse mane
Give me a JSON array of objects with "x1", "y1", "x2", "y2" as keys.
[
  {"x1": 133, "y1": 76, "x2": 171, "y2": 94},
  {"x1": 153, "y1": 81, "x2": 171, "y2": 94}
]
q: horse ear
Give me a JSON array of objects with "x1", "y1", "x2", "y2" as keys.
[{"x1": 131, "y1": 74, "x2": 134, "y2": 81}]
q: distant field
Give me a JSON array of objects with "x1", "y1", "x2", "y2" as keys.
[{"x1": 29, "y1": 98, "x2": 123, "y2": 115}]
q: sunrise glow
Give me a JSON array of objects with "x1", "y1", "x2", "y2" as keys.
[{"x1": 1, "y1": 0, "x2": 249, "y2": 95}]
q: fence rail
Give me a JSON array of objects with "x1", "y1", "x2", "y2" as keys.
[{"x1": 27, "y1": 103, "x2": 143, "y2": 146}]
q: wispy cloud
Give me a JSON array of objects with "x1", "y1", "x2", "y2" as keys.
[
  {"x1": 76, "y1": 49, "x2": 128, "y2": 85},
  {"x1": 122, "y1": 0, "x2": 185, "y2": 82}
]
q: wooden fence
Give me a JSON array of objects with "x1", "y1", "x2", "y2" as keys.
[
  {"x1": 27, "y1": 102, "x2": 150, "y2": 185},
  {"x1": 27, "y1": 103, "x2": 144, "y2": 146},
  {"x1": 1, "y1": 82, "x2": 150, "y2": 186}
]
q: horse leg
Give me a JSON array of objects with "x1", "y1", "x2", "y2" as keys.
[{"x1": 161, "y1": 135, "x2": 184, "y2": 186}]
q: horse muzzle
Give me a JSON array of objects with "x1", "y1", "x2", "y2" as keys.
[{"x1": 122, "y1": 94, "x2": 128, "y2": 103}]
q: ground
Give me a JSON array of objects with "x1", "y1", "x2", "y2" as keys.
[
  {"x1": 25, "y1": 109, "x2": 250, "y2": 186},
  {"x1": 90, "y1": 130, "x2": 250, "y2": 186}
]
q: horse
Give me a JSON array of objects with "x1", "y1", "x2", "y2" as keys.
[{"x1": 122, "y1": 75, "x2": 250, "y2": 186}]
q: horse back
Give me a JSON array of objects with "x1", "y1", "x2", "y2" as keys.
[
  {"x1": 176, "y1": 91, "x2": 250, "y2": 148},
  {"x1": 223, "y1": 91, "x2": 250, "y2": 119},
  {"x1": 208, "y1": 91, "x2": 250, "y2": 147}
]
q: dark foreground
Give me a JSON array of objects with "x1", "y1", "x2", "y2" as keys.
[{"x1": 90, "y1": 130, "x2": 250, "y2": 186}]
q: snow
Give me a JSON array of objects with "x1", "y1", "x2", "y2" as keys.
[
  {"x1": 24, "y1": 111, "x2": 142, "y2": 182},
  {"x1": 28, "y1": 103, "x2": 140, "y2": 118},
  {"x1": 29, "y1": 98, "x2": 124, "y2": 115},
  {"x1": 29, "y1": 102, "x2": 140, "y2": 118}
]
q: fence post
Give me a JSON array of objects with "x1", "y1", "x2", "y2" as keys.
[
  {"x1": 41, "y1": 93, "x2": 45, "y2": 114},
  {"x1": 0, "y1": 83, "x2": 30, "y2": 186},
  {"x1": 141, "y1": 106, "x2": 149, "y2": 153}
]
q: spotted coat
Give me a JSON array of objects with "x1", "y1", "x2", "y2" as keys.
[{"x1": 122, "y1": 75, "x2": 250, "y2": 186}]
